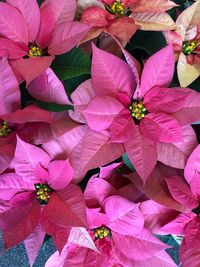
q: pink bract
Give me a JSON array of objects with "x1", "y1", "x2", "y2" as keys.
[
  {"x1": 138, "y1": 145, "x2": 200, "y2": 267},
  {"x1": 0, "y1": 105, "x2": 52, "y2": 174},
  {"x1": 0, "y1": 0, "x2": 90, "y2": 84},
  {"x1": 78, "y1": 0, "x2": 176, "y2": 43},
  {"x1": 69, "y1": 44, "x2": 200, "y2": 182},
  {"x1": 0, "y1": 137, "x2": 87, "y2": 266}
]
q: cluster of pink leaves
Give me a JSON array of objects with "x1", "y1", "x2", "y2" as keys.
[{"x1": 1, "y1": 0, "x2": 200, "y2": 267}]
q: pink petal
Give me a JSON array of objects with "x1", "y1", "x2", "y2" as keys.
[
  {"x1": 7, "y1": 0, "x2": 40, "y2": 42},
  {"x1": 86, "y1": 208, "x2": 110, "y2": 229},
  {"x1": 157, "y1": 125, "x2": 198, "y2": 169},
  {"x1": 48, "y1": 21, "x2": 91, "y2": 55},
  {"x1": 125, "y1": 127, "x2": 157, "y2": 183},
  {"x1": 0, "y1": 172, "x2": 34, "y2": 201},
  {"x1": 81, "y1": 6, "x2": 114, "y2": 27},
  {"x1": 165, "y1": 176, "x2": 198, "y2": 210},
  {"x1": 190, "y1": 173, "x2": 200, "y2": 199},
  {"x1": 42, "y1": 124, "x2": 88, "y2": 171},
  {"x1": 139, "y1": 45, "x2": 174, "y2": 97},
  {"x1": 179, "y1": 219, "x2": 200, "y2": 266},
  {"x1": 43, "y1": 0, "x2": 76, "y2": 23},
  {"x1": 13, "y1": 136, "x2": 51, "y2": 179},
  {"x1": 144, "y1": 86, "x2": 198, "y2": 114},
  {"x1": 1, "y1": 105, "x2": 52, "y2": 124},
  {"x1": 92, "y1": 44, "x2": 135, "y2": 97},
  {"x1": 0, "y1": 58, "x2": 20, "y2": 115},
  {"x1": 180, "y1": 237, "x2": 200, "y2": 267},
  {"x1": 47, "y1": 159, "x2": 74, "y2": 190},
  {"x1": 27, "y1": 68, "x2": 72, "y2": 105},
  {"x1": 69, "y1": 79, "x2": 96, "y2": 123},
  {"x1": 2, "y1": 202, "x2": 40, "y2": 250},
  {"x1": 113, "y1": 229, "x2": 169, "y2": 261},
  {"x1": 35, "y1": 2, "x2": 55, "y2": 49},
  {"x1": 82, "y1": 96, "x2": 124, "y2": 131},
  {"x1": 110, "y1": 110, "x2": 136, "y2": 143},
  {"x1": 122, "y1": 49, "x2": 141, "y2": 96},
  {"x1": 42, "y1": 213, "x2": 71, "y2": 253},
  {"x1": 128, "y1": 164, "x2": 187, "y2": 212},
  {"x1": 70, "y1": 128, "x2": 124, "y2": 180},
  {"x1": 140, "y1": 112, "x2": 183, "y2": 143},
  {"x1": 0, "y1": 37, "x2": 27, "y2": 59},
  {"x1": 0, "y1": 192, "x2": 35, "y2": 230},
  {"x1": 35, "y1": 164, "x2": 50, "y2": 184},
  {"x1": 0, "y1": 143, "x2": 15, "y2": 173},
  {"x1": 0, "y1": 2, "x2": 28, "y2": 45},
  {"x1": 24, "y1": 224, "x2": 45, "y2": 267},
  {"x1": 132, "y1": 0, "x2": 178, "y2": 12},
  {"x1": 68, "y1": 227, "x2": 98, "y2": 252},
  {"x1": 140, "y1": 200, "x2": 179, "y2": 233},
  {"x1": 99, "y1": 162, "x2": 121, "y2": 180},
  {"x1": 103, "y1": 195, "x2": 144, "y2": 236},
  {"x1": 15, "y1": 56, "x2": 55, "y2": 85},
  {"x1": 107, "y1": 17, "x2": 139, "y2": 41},
  {"x1": 185, "y1": 144, "x2": 200, "y2": 184},
  {"x1": 44, "y1": 184, "x2": 87, "y2": 227},
  {"x1": 132, "y1": 251, "x2": 178, "y2": 267},
  {"x1": 170, "y1": 89, "x2": 200, "y2": 125},
  {"x1": 184, "y1": 219, "x2": 200, "y2": 247},
  {"x1": 131, "y1": 12, "x2": 176, "y2": 32},
  {"x1": 84, "y1": 176, "x2": 117, "y2": 207},
  {"x1": 160, "y1": 212, "x2": 195, "y2": 235}
]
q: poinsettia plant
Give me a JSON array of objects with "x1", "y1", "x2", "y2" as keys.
[{"x1": 1, "y1": 0, "x2": 200, "y2": 266}]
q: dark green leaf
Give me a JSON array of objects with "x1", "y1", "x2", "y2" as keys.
[
  {"x1": 64, "y1": 74, "x2": 91, "y2": 95},
  {"x1": 19, "y1": 82, "x2": 34, "y2": 108},
  {"x1": 36, "y1": 101, "x2": 74, "y2": 112},
  {"x1": 126, "y1": 30, "x2": 167, "y2": 62},
  {"x1": 52, "y1": 48, "x2": 91, "y2": 81}
]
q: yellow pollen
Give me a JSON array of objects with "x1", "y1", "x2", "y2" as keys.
[
  {"x1": 93, "y1": 226, "x2": 111, "y2": 239},
  {"x1": 182, "y1": 41, "x2": 197, "y2": 55},
  {"x1": 129, "y1": 101, "x2": 147, "y2": 120},
  {"x1": 35, "y1": 183, "x2": 52, "y2": 205},
  {"x1": 28, "y1": 44, "x2": 43, "y2": 57},
  {"x1": 0, "y1": 121, "x2": 12, "y2": 137},
  {"x1": 110, "y1": 1, "x2": 125, "y2": 15}
]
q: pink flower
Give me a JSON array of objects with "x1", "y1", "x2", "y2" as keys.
[
  {"x1": 70, "y1": 44, "x2": 200, "y2": 182},
  {"x1": 0, "y1": 57, "x2": 20, "y2": 115},
  {"x1": 164, "y1": 0, "x2": 200, "y2": 86},
  {"x1": 45, "y1": 243, "x2": 177, "y2": 267},
  {"x1": 45, "y1": 165, "x2": 173, "y2": 266},
  {"x1": 0, "y1": 0, "x2": 90, "y2": 84},
  {"x1": 26, "y1": 68, "x2": 73, "y2": 104},
  {"x1": 78, "y1": 0, "x2": 176, "y2": 42},
  {"x1": 0, "y1": 105, "x2": 52, "y2": 173},
  {"x1": 136, "y1": 145, "x2": 200, "y2": 267},
  {"x1": 0, "y1": 137, "x2": 87, "y2": 265}
]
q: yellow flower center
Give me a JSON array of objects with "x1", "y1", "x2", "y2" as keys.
[
  {"x1": 35, "y1": 183, "x2": 52, "y2": 205},
  {"x1": 0, "y1": 121, "x2": 12, "y2": 137},
  {"x1": 129, "y1": 101, "x2": 147, "y2": 120},
  {"x1": 182, "y1": 41, "x2": 197, "y2": 55},
  {"x1": 28, "y1": 44, "x2": 43, "y2": 57},
  {"x1": 105, "y1": 0, "x2": 125, "y2": 16},
  {"x1": 93, "y1": 226, "x2": 112, "y2": 240}
]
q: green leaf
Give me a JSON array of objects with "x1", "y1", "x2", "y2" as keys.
[
  {"x1": 64, "y1": 74, "x2": 91, "y2": 95},
  {"x1": 126, "y1": 30, "x2": 167, "y2": 62},
  {"x1": 122, "y1": 153, "x2": 135, "y2": 172},
  {"x1": 52, "y1": 48, "x2": 91, "y2": 81},
  {"x1": 20, "y1": 82, "x2": 34, "y2": 108},
  {"x1": 36, "y1": 101, "x2": 74, "y2": 112},
  {"x1": 37, "y1": 0, "x2": 43, "y2": 6}
]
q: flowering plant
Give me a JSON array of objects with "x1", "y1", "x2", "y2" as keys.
[{"x1": 1, "y1": 1, "x2": 200, "y2": 267}]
